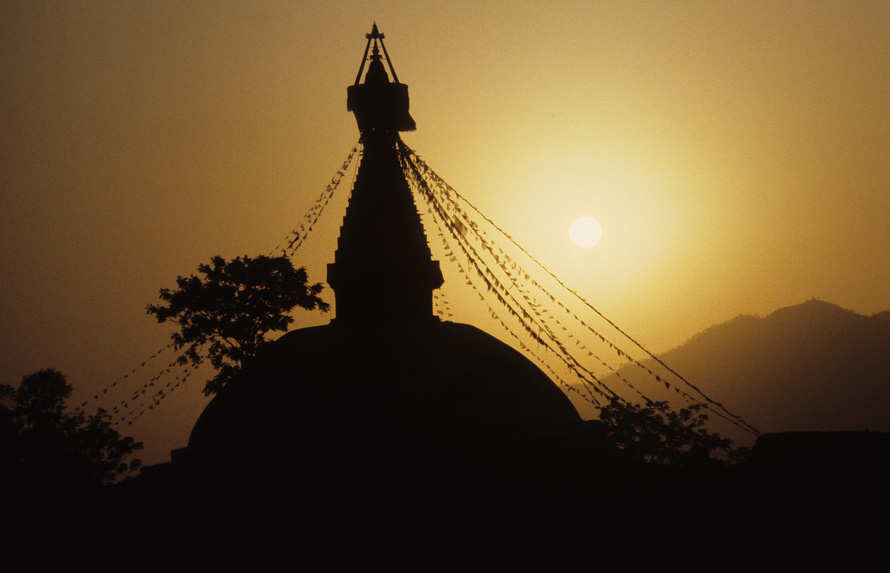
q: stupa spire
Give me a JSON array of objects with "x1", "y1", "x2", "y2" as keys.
[{"x1": 327, "y1": 26, "x2": 442, "y2": 323}]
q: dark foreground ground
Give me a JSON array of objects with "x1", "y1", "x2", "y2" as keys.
[{"x1": 7, "y1": 430, "x2": 890, "y2": 570}]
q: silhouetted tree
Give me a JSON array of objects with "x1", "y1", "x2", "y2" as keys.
[
  {"x1": 0, "y1": 369, "x2": 143, "y2": 488},
  {"x1": 147, "y1": 255, "x2": 329, "y2": 394},
  {"x1": 597, "y1": 398, "x2": 745, "y2": 467}
]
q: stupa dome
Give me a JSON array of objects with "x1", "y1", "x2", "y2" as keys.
[{"x1": 188, "y1": 320, "x2": 581, "y2": 466}]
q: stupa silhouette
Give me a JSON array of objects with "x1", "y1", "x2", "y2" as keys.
[
  {"x1": 185, "y1": 24, "x2": 581, "y2": 470},
  {"x1": 100, "y1": 28, "x2": 591, "y2": 567},
  {"x1": 45, "y1": 27, "x2": 890, "y2": 570}
]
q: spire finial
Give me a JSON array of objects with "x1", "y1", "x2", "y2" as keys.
[
  {"x1": 354, "y1": 24, "x2": 401, "y2": 86},
  {"x1": 367, "y1": 22, "x2": 383, "y2": 40}
]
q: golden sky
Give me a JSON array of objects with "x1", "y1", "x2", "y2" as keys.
[{"x1": 2, "y1": 1, "x2": 889, "y2": 464}]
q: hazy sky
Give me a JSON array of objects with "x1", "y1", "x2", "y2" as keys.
[{"x1": 3, "y1": 1, "x2": 888, "y2": 464}]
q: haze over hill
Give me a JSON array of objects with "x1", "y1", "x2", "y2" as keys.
[{"x1": 583, "y1": 300, "x2": 890, "y2": 444}]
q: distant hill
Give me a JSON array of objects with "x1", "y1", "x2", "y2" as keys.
[{"x1": 598, "y1": 300, "x2": 890, "y2": 442}]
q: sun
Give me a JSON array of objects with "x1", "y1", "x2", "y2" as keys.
[{"x1": 569, "y1": 216, "x2": 603, "y2": 248}]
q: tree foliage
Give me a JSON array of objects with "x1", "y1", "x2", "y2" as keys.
[
  {"x1": 147, "y1": 255, "x2": 329, "y2": 395},
  {"x1": 597, "y1": 398, "x2": 745, "y2": 468},
  {"x1": 0, "y1": 369, "x2": 143, "y2": 488}
]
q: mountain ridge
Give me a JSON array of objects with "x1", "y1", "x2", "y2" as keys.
[{"x1": 598, "y1": 299, "x2": 890, "y2": 443}]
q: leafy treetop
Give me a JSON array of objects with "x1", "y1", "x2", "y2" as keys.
[
  {"x1": 147, "y1": 255, "x2": 329, "y2": 395},
  {"x1": 597, "y1": 398, "x2": 747, "y2": 468},
  {"x1": 0, "y1": 369, "x2": 143, "y2": 488}
]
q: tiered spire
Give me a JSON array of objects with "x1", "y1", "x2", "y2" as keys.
[{"x1": 327, "y1": 26, "x2": 442, "y2": 322}]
